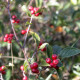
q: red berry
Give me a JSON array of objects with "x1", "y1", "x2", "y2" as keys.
[
  {"x1": 20, "y1": 65, "x2": 24, "y2": 71},
  {"x1": 22, "y1": 76, "x2": 28, "y2": 80},
  {"x1": 53, "y1": 59, "x2": 59, "y2": 65},
  {"x1": 4, "y1": 37, "x2": 8, "y2": 42},
  {"x1": 12, "y1": 15, "x2": 17, "y2": 19},
  {"x1": 34, "y1": 7, "x2": 39, "y2": 12},
  {"x1": 28, "y1": 6, "x2": 33, "y2": 11},
  {"x1": 30, "y1": 64, "x2": 34, "y2": 69},
  {"x1": 52, "y1": 54, "x2": 57, "y2": 60},
  {"x1": 7, "y1": 37, "x2": 12, "y2": 41},
  {"x1": 9, "y1": 34, "x2": 14, "y2": 37},
  {"x1": 21, "y1": 30, "x2": 26, "y2": 35},
  {"x1": 33, "y1": 62, "x2": 38, "y2": 69},
  {"x1": 32, "y1": 69, "x2": 39, "y2": 73},
  {"x1": 50, "y1": 63, "x2": 54, "y2": 68},
  {"x1": 7, "y1": 40, "x2": 12, "y2": 43},
  {"x1": 12, "y1": 19, "x2": 16, "y2": 23},
  {"x1": 5, "y1": 34, "x2": 9, "y2": 38},
  {"x1": 46, "y1": 58, "x2": 51, "y2": 64},
  {"x1": 2, "y1": 70, "x2": 6, "y2": 75},
  {"x1": 0, "y1": 66, "x2": 6, "y2": 71},
  {"x1": 31, "y1": 10, "x2": 35, "y2": 14},
  {"x1": 16, "y1": 19, "x2": 20, "y2": 23},
  {"x1": 35, "y1": 13, "x2": 40, "y2": 16},
  {"x1": 41, "y1": 47, "x2": 46, "y2": 51}
]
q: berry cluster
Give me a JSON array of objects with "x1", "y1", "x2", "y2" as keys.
[
  {"x1": 20, "y1": 65, "x2": 28, "y2": 80},
  {"x1": 46, "y1": 54, "x2": 59, "y2": 69},
  {"x1": 38, "y1": 42, "x2": 46, "y2": 51},
  {"x1": 21, "y1": 29, "x2": 29, "y2": 35},
  {"x1": 30, "y1": 62, "x2": 39, "y2": 73},
  {"x1": 28, "y1": 6, "x2": 42, "y2": 16},
  {"x1": 0, "y1": 66, "x2": 6, "y2": 75},
  {"x1": 4, "y1": 33, "x2": 14, "y2": 43},
  {"x1": 12, "y1": 15, "x2": 20, "y2": 23}
]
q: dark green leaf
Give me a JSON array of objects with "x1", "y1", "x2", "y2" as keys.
[
  {"x1": 59, "y1": 47, "x2": 80, "y2": 59},
  {"x1": 46, "y1": 45, "x2": 53, "y2": 58},
  {"x1": 53, "y1": 45, "x2": 62, "y2": 55}
]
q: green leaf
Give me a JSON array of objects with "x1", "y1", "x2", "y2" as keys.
[
  {"x1": 56, "y1": 69, "x2": 63, "y2": 80},
  {"x1": 59, "y1": 47, "x2": 80, "y2": 59},
  {"x1": 46, "y1": 45, "x2": 53, "y2": 59},
  {"x1": 40, "y1": 59, "x2": 50, "y2": 66},
  {"x1": 35, "y1": 0, "x2": 43, "y2": 8},
  {"x1": 23, "y1": 61, "x2": 28, "y2": 72},
  {"x1": 26, "y1": 21, "x2": 32, "y2": 25},
  {"x1": 30, "y1": 31, "x2": 40, "y2": 45},
  {"x1": 53, "y1": 45, "x2": 62, "y2": 55},
  {"x1": 4, "y1": 69, "x2": 11, "y2": 80},
  {"x1": 39, "y1": 43, "x2": 49, "y2": 49}
]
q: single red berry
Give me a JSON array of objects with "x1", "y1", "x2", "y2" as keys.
[
  {"x1": 2, "y1": 70, "x2": 6, "y2": 75},
  {"x1": 7, "y1": 40, "x2": 12, "y2": 43},
  {"x1": 41, "y1": 47, "x2": 46, "y2": 51},
  {"x1": 22, "y1": 76, "x2": 28, "y2": 80},
  {"x1": 32, "y1": 69, "x2": 39, "y2": 73},
  {"x1": 4, "y1": 37, "x2": 8, "y2": 42},
  {"x1": 46, "y1": 58, "x2": 51, "y2": 64},
  {"x1": 30, "y1": 64, "x2": 34, "y2": 69},
  {"x1": 0, "y1": 66, "x2": 6, "y2": 71},
  {"x1": 34, "y1": 7, "x2": 39, "y2": 12},
  {"x1": 33, "y1": 62, "x2": 38, "y2": 69},
  {"x1": 31, "y1": 10, "x2": 35, "y2": 14},
  {"x1": 53, "y1": 59, "x2": 59, "y2": 65},
  {"x1": 5, "y1": 34, "x2": 9, "y2": 38},
  {"x1": 20, "y1": 65, "x2": 24, "y2": 71},
  {"x1": 12, "y1": 15, "x2": 17, "y2": 19},
  {"x1": 9, "y1": 34, "x2": 14, "y2": 37},
  {"x1": 28, "y1": 6, "x2": 33, "y2": 11},
  {"x1": 52, "y1": 54, "x2": 57, "y2": 60},
  {"x1": 21, "y1": 30, "x2": 26, "y2": 35},
  {"x1": 35, "y1": 13, "x2": 40, "y2": 16},
  {"x1": 12, "y1": 19, "x2": 16, "y2": 23},
  {"x1": 16, "y1": 19, "x2": 20, "y2": 23}
]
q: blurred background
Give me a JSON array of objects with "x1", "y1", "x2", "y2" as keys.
[{"x1": 1, "y1": 0, "x2": 80, "y2": 80}]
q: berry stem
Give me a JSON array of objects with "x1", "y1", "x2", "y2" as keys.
[{"x1": 23, "y1": 15, "x2": 33, "y2": 48}]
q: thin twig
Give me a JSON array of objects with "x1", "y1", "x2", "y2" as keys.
[
  {"x1": 28, "y1": 0, "x2": 34, "y2": 7},
  {"x1": 11, "y1": 43, "x2": 14, "y2": 78},
  {"x1": 7, "y1": 0, "x2": 30, "y2": 68},
  {"x1": 1, "y1": 56, "x2": 25, "y2": 60},
  {"x1": 23, "y1": 15, "x2": 33, "y2": 48},
  {"x1": 7, "y1": 1, "x2": 22, "y2": 49}
]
